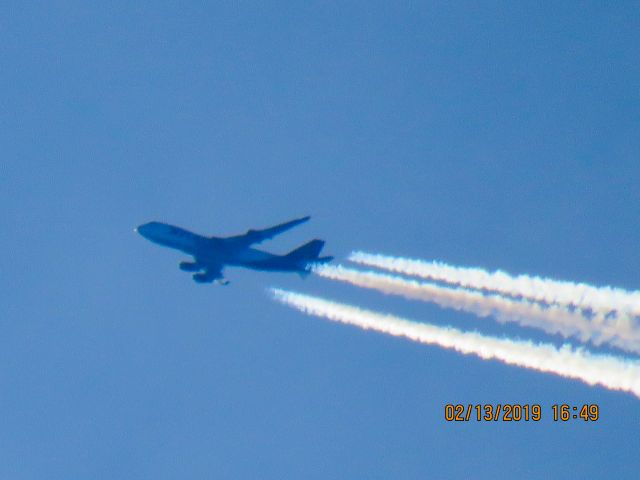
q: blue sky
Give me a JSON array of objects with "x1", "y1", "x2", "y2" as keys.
[{"x1": 2, "y1": 1, "x2": 639, "y2": 478}]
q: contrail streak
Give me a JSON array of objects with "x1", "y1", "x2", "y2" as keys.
[
  {"x1": 349, "y1": 251, "x2": 640, "y2": 316},
  {"x1": 313, "y1": 265, "x2": 640, "y2": 354},
  {"x1": 271, "y1": 289, "x2": 640, "y2": 397}
]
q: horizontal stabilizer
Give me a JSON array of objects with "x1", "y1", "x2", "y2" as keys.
[{"x1": 286, "y1": 239, "x2": 325, "y2": 259}]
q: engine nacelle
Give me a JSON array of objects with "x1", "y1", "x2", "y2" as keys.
[
  {"x1": 179, "y1": 261, "x2": 201, "y2": 272},
  {"x1": 192, "y1": 273, "x2": 212, "y2": 283}
]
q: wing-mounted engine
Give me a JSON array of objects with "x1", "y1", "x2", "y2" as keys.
[
  {"x1": 192, "y1": 272, "x2": 213, "y2": 283},
  {"x1": 190, "y1": 262, "x2": 227, "y2": 285},
  {"x1": 192, "y1": 272, "x2": 229, "y2": 285},
  {"x1": 179, "y1": 261, "x2": 201, "y2": 272}
]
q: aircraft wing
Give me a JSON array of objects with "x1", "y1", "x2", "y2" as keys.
[{"x1": 222, "y1": 216, "x2": 310, "y2": 248}]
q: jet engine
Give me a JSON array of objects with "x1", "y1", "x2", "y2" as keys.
[
  {"x1": 192, "y1": 273, "x2": 211, "y2": 283},
  {"x1": 179, "y1": 261, "x2": 201, "y2": 272}
]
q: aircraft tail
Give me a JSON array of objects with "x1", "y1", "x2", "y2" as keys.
[
  {"x1": 286, "y1": 239, "x2": 325, "y2": 259},
  {"x1": 285, "y1": 239, "x2": 334, "y2": 271}
]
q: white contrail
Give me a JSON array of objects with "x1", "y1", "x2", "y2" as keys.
[
  {"x1": 313, "y1": 265, "x2": 640, "y2": 354},
  {"x1": 271, "y1": 289, "x2": 640, "y2": 397},
  {"x1": 349, "y1": 251, "x2": 640, "y2": 316}
]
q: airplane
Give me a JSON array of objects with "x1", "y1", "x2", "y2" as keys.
[{"x1": 135, "y1": 216, "x2": 333, "y2": 285}]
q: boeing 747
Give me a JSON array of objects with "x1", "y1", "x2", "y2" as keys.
[{"x1": 136, "y1": 216, "x2": 332, "y2": 285}]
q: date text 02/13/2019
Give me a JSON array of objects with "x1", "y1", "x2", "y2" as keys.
[{"x1": 444, "y1": 404, "x2": 600, "y2": 422}]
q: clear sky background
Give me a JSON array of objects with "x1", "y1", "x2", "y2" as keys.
[{"x1": 2, "y1": 1, "x2": 639, "y2": 478}]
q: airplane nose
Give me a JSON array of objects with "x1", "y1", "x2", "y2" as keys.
[
  {"x1": 136, "y1": 222, "x2": 163, "y2": 240},
  {"x1": 135, "y1": 224, "x2": 149, "y2": 236}
]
